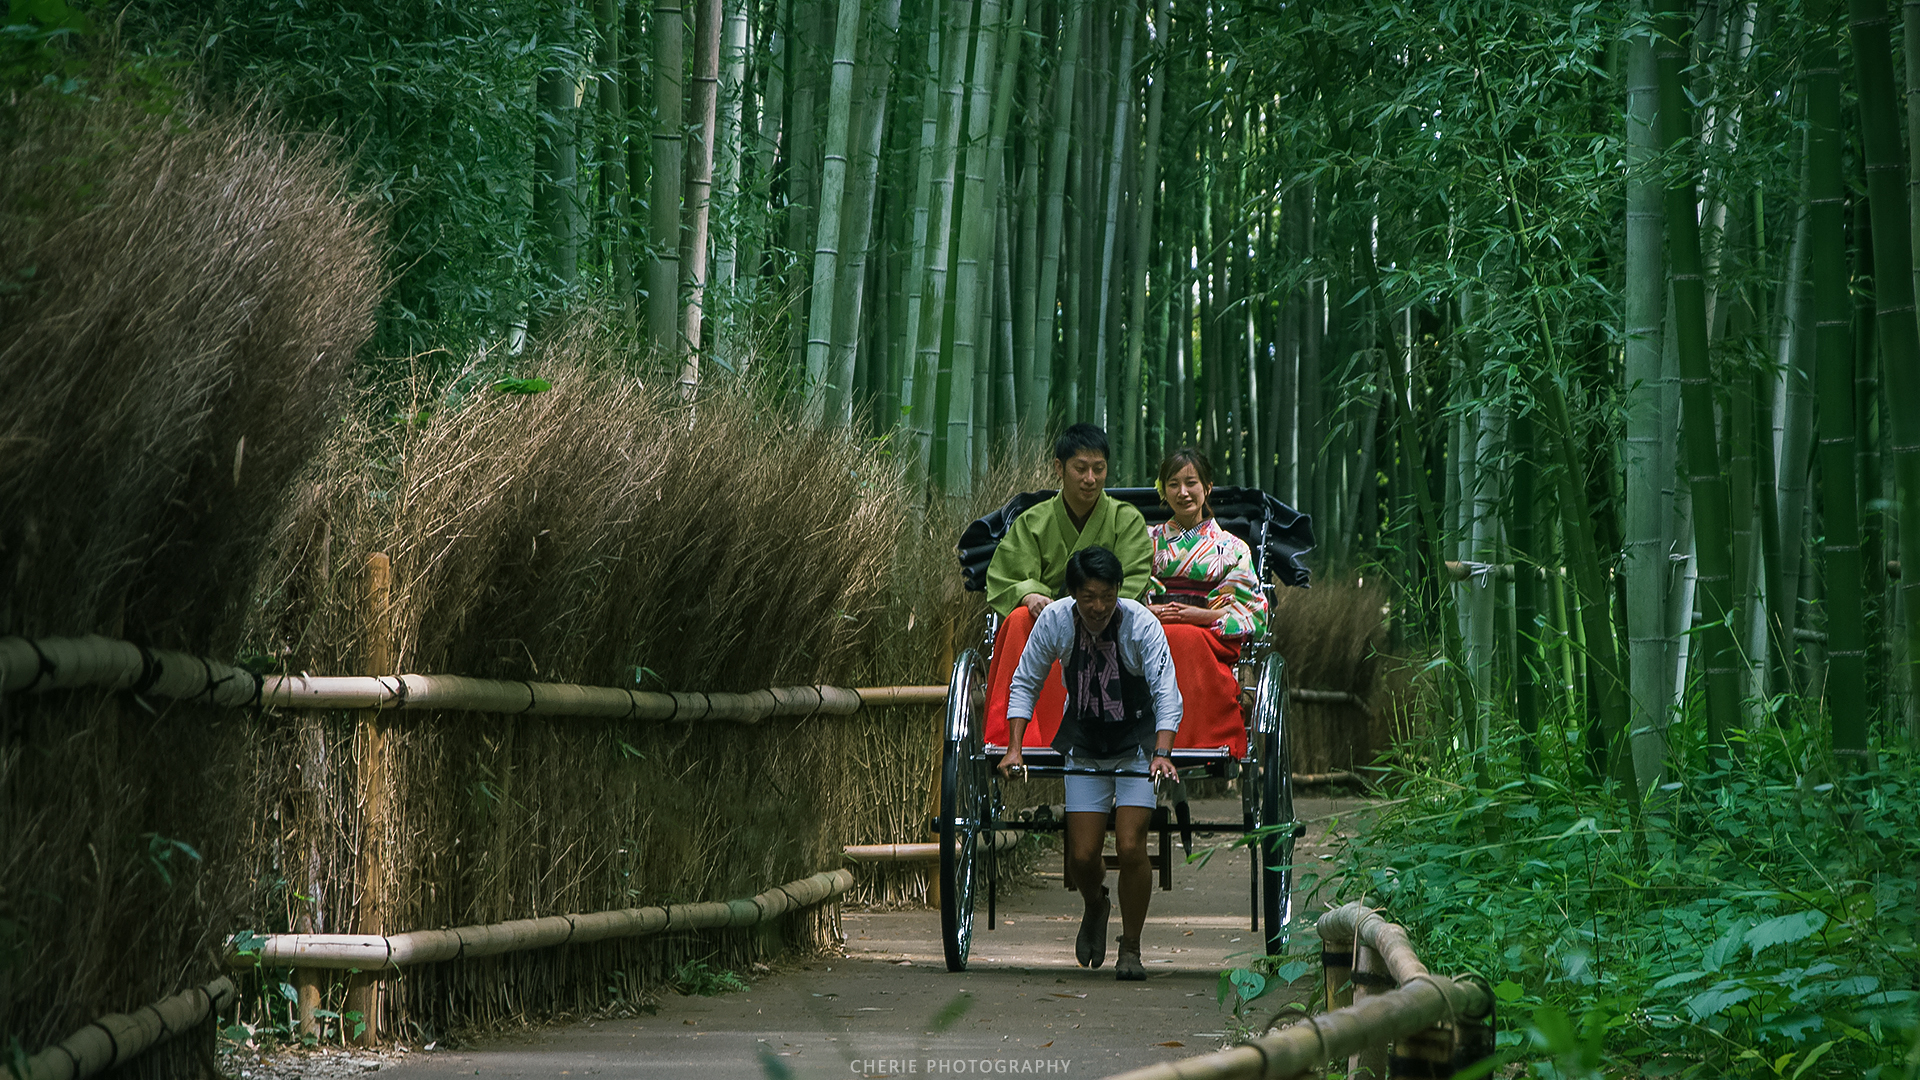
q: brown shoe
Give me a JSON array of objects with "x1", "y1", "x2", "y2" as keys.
[
  {"x1": 1076, "y1": 888, "x2": 1111, "y2": 968},
  {"x1": 1115, "y1": 936, "x2": 1146, "y2": 981}
]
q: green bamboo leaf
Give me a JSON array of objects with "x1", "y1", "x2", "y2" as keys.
[{"x1": 1743, "y1": 911, "x2": 1827, "y2": 958}]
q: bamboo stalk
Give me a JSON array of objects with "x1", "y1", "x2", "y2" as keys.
[
  {"x1": 843, "y1": 831, "x2": 1020, "y2": 862},
  {"x1": 650, "y1": 0, "x2": 687, "y2": 361},
  {"x1": 679, "y1": 0, "x2": 725, "y2": 371},
  {"x1": 801, "y1": 0, "x2": 868, "y2": 420},
  {"x1": 1809, "y1": 17, "x2": 1870, "y2": 757},
  {"x1": 1028, "y1": 0, "x2": 1086, "y2": 438},
  {"x1": 3, "y1": 978, "x2": 236, "y2": 1080},
  {"x1": 826, "y1": 0, "x2": 904, "y2": 428},
  {"x1": 0, "y1": 635, "x2": 944, "y2": 715},
  {"x1": 1847, "y1": 0, "x2": 1920, "y2": 758},
  {"x1": 1623, "y1": 23, "x2": 1670, "y2": 794},
  {"x1": 908, "y1": 0, "x2": 975, "y2": 484},
  {"x1": 227, "y1": 871, "x2": 854, "y2": 972}
]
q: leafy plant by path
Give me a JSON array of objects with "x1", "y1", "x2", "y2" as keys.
[
  {"x1": 673, "y1": 957, "x2": 748, "y2": 997},
  {"x1": 1312, "y1": 727, "x2": 1920, "y2": 1078}
]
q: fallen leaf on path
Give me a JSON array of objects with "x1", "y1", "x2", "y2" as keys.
[
  {"x1": 1037, "y1": 1042, "x2": 1053, "y2": 1048},
  {"x1": 1157, "y1": 1041, "x2": 1186, "y2": 1048},
  {"x1": 1050, "y1": 993, "x2": 1087, "y2": 999}
]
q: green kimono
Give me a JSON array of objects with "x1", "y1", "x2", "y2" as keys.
[{"x1": 985, "y1": 493, "x2": 1154, "y2": 616}]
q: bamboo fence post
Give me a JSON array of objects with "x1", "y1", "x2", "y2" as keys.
[
  {"x1": 292, "y1": 709, "x2": 329, "y2": 1041},
  {"x1": 1350, "y1": 942, "x2": 1390, "y2": 1080},
  {"x1": 346, "y1": 553, "x2": 394, "y2": 1046}
]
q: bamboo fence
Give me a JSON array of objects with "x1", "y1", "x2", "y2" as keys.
[
  {"x1": 0, "y1": 635, "x2": 945, "y2": 719},
  {"x1": 3, "y1": 978, "x2": 236, "y2": 1080},
  {"x1": 1102, "y1": 902, "x2": 1493, "y2": 1080},
  {"x1": 226, "y1": 869, "x2": 854, "y2": 971}
]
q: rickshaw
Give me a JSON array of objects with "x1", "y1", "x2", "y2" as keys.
[{"x1": 937, "y1": 486, "x2": 1314, "y2": 972}]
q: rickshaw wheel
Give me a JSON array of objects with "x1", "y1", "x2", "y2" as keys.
[
  {"x1": 940, "y1": 648, "x2": 989, "y2": 972},
  {"x1": 1254, "y1": 652, "x2": 1296, "y2": 958}
]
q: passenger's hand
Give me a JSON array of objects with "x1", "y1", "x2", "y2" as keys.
[
  {"x1": 1153, "y1": 602, "x2": 1216, "y2": 627},
  {"x1": 1148, "y1": 754, "x2": 1178, "y2": 781},
  {"x1": 1022, "y1": 593, "x2": 1050, "y2": 619},
  {"x1": 999, "y1": 747, "x2": 1026, "y2": 777}
]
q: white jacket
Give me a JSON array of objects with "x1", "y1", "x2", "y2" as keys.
[{"x1": 1006, "y1": 598, "x2": 1183, "y2": 735}]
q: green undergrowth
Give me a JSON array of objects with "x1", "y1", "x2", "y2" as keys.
[{"x1": 1311, "y1": 727, "x2": 1920, "y2": 1078}]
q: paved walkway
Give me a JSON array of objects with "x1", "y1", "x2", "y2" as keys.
[{"x1": 371, "y1": 796, "x2": 1365, "y2": 1080}]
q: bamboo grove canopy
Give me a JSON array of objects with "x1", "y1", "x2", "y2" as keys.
[{"x1": 73, "y1": 0, "x2": 1920, "y2": 782}]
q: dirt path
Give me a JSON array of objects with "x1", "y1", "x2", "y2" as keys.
[{"x1": 351, "y1": 796, "x2": 1368, "y2": 1080}]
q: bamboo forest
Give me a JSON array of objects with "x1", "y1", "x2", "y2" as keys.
[{"x1": 5, "y1": 0, "x2": 1920, "y2": 1077}]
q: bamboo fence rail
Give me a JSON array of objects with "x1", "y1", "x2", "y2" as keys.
[
  {"x1": 225, "y1": 869, "x2": 855, "y2": 971},
  {"x1": 1102, "y1": 902, "x2": 1493, "y2": 1080},
  {"x1": 3, "y1": 978, "x2": 235, "y2": 1080},
  {"x1": 842, "y1": 831, "x2": 1021, "y2": 863},
  {"x1": 0, "y1": 635, "x2": 946, "y2": 719}
]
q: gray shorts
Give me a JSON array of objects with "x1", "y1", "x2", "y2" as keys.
[{"x1": 1063, "y1": 748, "x2": 1156, "y2": 814}]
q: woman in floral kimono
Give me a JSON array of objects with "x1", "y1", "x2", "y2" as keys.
[{"x1": 1146, "y1": 448, "x2": 1268, "y2": 738}]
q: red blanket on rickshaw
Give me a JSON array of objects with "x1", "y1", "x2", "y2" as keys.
[{"x1": 982, "y1": 606, "x2": 1249, "y2": 759}]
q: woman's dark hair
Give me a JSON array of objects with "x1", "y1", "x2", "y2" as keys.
[
  {"x1": 1157, "y1": 447, "x2": 1215, "y2": 519},
  {"x1": 1064, "y1": 545, "x2": 1125, "y2": 594},
  {"x1": 1053, "y1": 422, "x2": 1110, "y2": 462}
]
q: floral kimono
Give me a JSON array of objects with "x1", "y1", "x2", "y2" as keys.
[{"x1": 1148, "y1": 517, "x2": 1268, "y2": 642}]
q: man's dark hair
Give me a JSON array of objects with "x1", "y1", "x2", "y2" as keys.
[
  {"x1": 1053, "y1": 422, "x2": 1110, "y2": 463},
  {"x1": 1064, "y1": 545, "x2": 1125, "y2": 594}
]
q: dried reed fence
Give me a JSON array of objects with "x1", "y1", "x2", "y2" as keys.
[
  {"x1": 1, "y1": 84, "x2": 382, "y2": 1077},
  {"x1": 0, "y1": 81, "x2": 996, "y2": 1069},
  {"x1": 1267, "y1": 579, "x2": 1396, "y2": 776}
]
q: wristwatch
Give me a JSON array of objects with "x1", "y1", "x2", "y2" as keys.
[{"x1": 1152, "y1": 750, "x2": 1172, "y2": 761}]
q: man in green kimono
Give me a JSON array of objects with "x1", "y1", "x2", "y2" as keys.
[{"x1": 986, "y1": 423, "x2": 1154, "y2": 618}]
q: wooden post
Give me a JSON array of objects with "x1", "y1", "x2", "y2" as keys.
[{"x1": 345, "y1": 553, "x2": 393, "y2": 1046}]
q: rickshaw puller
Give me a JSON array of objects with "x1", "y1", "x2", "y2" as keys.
[{"x1": 998, "y1": 546, "x2": 1183, "y2": 981}]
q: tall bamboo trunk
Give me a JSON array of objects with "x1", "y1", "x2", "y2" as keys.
[
  {"x1": 826, "y1": 0, "x2": 903, "y2": 428},
  {"x1": 1628, "y1": 14, "x2": 1674, "y2": 780},
  {"x1": 1117, "y1": 0, "x2": 1168, "y2": 481},
  {"x1": 624, "y1": 1, "x2": 650, "y2": 311},
  {"x1": 709, "y1": 0, "x2": 750, "y2": 362},
  {"x1": 996, "y1": 200, "x2": 1019, "y2": 453},
  {"x1": 536, "y1": 3, "x2": 582, "y2": 294},
  {"x1": 1029, "y1": 0, "x2": 1086, "y2": 438},
  {"x1": 597, "y1": 0, "x2": 632, "y2": 307},
  {"x1": 650, "y1": 0, "x2": 686, "y2": 359},
  {"x1": 1772, "y1": 143, "x2": 1815, "y2": 687},
  {"x1": 1654, "y1": 0, "x2": 1741, "y2": 755},
  {"x1": 1809, "y1": 33, "x2": 1867, "y2": 757},
  {"x1": 738, "y1": 21, "x2": 785, "y2": 321},
  {"x1": 909, "y1": 0, "x2": 974, "y2": 485},
  {"x1": 1848, "y1": 0, "x2": 1920, "y2": 760},
  {"x1": 1089, "y1": 0, "x2": 1137, "y2": 432},
  {"x1": 899, "y1": 0, "x2": 944, "y2": 467},
  {"x1": 679, "y1": 0, "x2": 723, "y2": 387},
  {"x1": 945, "y1": 0, "x2": 1024, "y2": 493},
  {"x1": 801, "y1": 0, "x2": 867, "y2": 422}
]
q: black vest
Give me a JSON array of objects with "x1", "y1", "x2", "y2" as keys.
[{"x1": 1051, "y1": 610, "x2": 1157, "y2": 759}]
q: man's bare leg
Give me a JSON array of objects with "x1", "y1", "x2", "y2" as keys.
[
  {"x1": 1112, "y1": 805, "x2": 1155, "y2": 979},
  {"x1": 1065, "y1": 812, "x2": 1112, "y2": 966}
]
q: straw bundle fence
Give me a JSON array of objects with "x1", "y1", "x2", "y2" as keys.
[
  {"x1": 0, "y1": 83, "x2": 981, "y2": 1067},
  {"x1": 1, "y1": 84, "x2": 382, "y2": 1076},
  {"x1": 1266, "y1": 579, "x2": 1395, "y2": 775}
]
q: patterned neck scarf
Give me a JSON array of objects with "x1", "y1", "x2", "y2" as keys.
[{"x1": 1071, "y1": 607, "x2": 1126, "y2": 724}]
